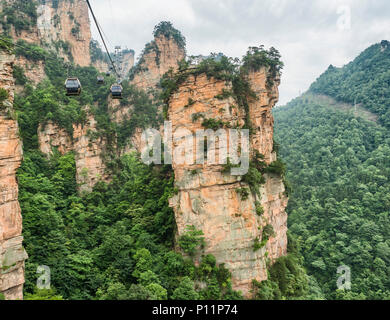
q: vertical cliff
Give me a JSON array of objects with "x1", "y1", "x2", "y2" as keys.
[
  {"x1": 0, "y1": 50, "x2": 28, "y2": 300},
  {"x1": 1, "y1": 0, "x2": 91, "y2": 68},
  {"x1": 167, "y1": 56, "x2": 287, "y2": 297},
  {"x1": 36, "y1": 0, "x2": 91, "y2": 66},
  {"x1": 130, "y1": 23, "x2": 186, "y2": 91},
  {"x1": 119, "y1": 50, "x2": 135, "y2": 79},
  {"x1": 38, "y1": 112, "x2": 110, "y2": 193}
]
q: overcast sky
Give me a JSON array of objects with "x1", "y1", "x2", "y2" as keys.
[{"x1": 89, "y1": 0, "x2": 390, "y2": 105}]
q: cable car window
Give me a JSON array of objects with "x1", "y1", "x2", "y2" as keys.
[
  {"x1": 66, "y1": 79, "x2": 80, "y2": 87},
  {"x1": 111, "y1": 86, "x2": 122, "y2": 92}
]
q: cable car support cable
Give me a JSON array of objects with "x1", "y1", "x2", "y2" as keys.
[{"x1": 86, "y1": 0, "x2": 120, "y2": 79}]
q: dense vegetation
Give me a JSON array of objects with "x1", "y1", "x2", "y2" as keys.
[
  {"x1": 310, "y1": 41, "x2": 390, "y2": 128},
  {"x1": 0, "y1": 0, "x2": 37, "y2": 34},
  {"x1": 274, "y1": 94, "x2": 390, "y2": 300},
  {"x1": 20, "y1": 148, "x2": 248, "y2": 300},
  {"x1": 20, "y1": 149, "x2": 244, "y2": 300},
  {"x1": 0, "y1": 35, "x2": 14, "y2": 53},
  {"x1": 252, "y1": 234, "x2": 318, "y2": 300}
]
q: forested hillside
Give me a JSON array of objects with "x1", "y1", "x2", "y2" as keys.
[
  {"x1": 274, "y1": 41, "x2": 390, "y2": 299},
  {"x1": 310, "y1": 40, "x2": 390, "y2": 127},
  {"x1": 274, "y1": 94, "x2": 390, "y2": 300}
]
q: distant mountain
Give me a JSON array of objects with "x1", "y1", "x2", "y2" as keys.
[
  {"x1": 309, "y1": 40, "x2": 390, "y2": 127},
  {"x1": 273, "y1": 41, "x2": 390, "y2": 300}
]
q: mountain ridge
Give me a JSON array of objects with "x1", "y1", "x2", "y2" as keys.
[
  {"x1": 309, "y1": 40, "x2": 390, "y2": 127},
  {"x1": 274, "y1": 40, "x2": 390, "y2": 300}
]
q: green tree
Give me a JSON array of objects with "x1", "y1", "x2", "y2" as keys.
[{"x1": 171, "y1": 277, "x2": 199, "y2": 300}]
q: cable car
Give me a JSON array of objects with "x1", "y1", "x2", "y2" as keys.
[
  {"x1": 106, "y1": 66, "x2": 113, "y2": 77},
  {"x1": 97, "y1": 76, "x2": 104, "y2": 84},
  {"x1": 65, "y1": 78, "x2": 81, "y2": 96},
  {"x1": 110, "y1": 84, "x2": 123, "y2": 99}
]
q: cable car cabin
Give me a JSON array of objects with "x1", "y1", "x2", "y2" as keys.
[
  {"x1": 65, "y1": 78, "x2": 81, "y2": 96},
  {"x1": 97, "y1": 76, "x2": 104, "y2": 84},
  {"x1": 106, "y1": 66, "x2": 113, "y2": 77},
  {"x1": 110, "y1": 84, "x2": 123, "y2": 99}
]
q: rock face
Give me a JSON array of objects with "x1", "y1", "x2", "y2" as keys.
[
  {"x1": 131, "y1": 34, "x2": 186, "y2": 90},
  {"x1": 0, "y1": 0, "x2": 91, "y2": 67},
  {"x1": 168, "y1": 69, "x2": 288, "y2": 297},
  {"x1": 38, "y1": 114, "x2": 109, "y2": 193},
  {"x1": 0, "y1": 52, "x2": 28, "y2": 300},
  {"x1": 112, "y1": 33, "x2": 185, "y2": 152},
  {"x1": 36, "y1": 0, "x2": 92, "y2": 66},
  {"x1": 0, "y1": 0, "x2": 92, "y2": 86}
]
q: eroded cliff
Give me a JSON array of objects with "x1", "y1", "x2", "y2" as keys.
[
  {"x1": 167, "y1": 60, "x2": 288, "y2": 297},
  {"x1": 0, "y1": 0, "x2": 91, "y2": 87},
  {"x1": 0, "y1": 51, "x2": 27, "y2": 300},
  {"x1": 38, "y1": 113, "x2": 110, "y2": 193},
  {"x1": 37, "y1": 0, "x2": 92, "y2": 66},
  {"x1": 130, "y1": 32, "x2": 185, "y2": 91}
]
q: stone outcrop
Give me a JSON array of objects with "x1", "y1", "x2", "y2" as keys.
[
  {"x1": 0, "y1": 51, "x2": 28, "y2": 300},
  {"x1": 130, "y1": 34, "x2": 185, "y2": 90},
  {"x1": 15, "y1": 56, "x2": 46, "y2": 86},
  {"x1": 168, "y1": 69, "x2": 287, "y2": 297},
  {"x1": 38, "y1": 114, "x2": 109, "y2": 193},
  {"x1": 107, "y1": 99, "x2": 155, "y2": 155},
  {"x1": 0, "y1": 0, "x2": 39, "y2": 44},
  {"x1": 38, "y1": 121, "x2": 73, "y2": 155},
  {"x1": 0, "y1": 0, "x2": 91, "y2": 67},
  {"x1": 72, "y1": 115, "x2": 109, "y2": 192},
  {"x1": 381, "y1": 40, "x2": 389, "y2": 52},
  {"x1": 37, "y1": 0, "x2": 92, "y2": 66}
]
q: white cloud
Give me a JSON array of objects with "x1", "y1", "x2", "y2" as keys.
[{"x1": 89, "y1": 0, "x2": 390, "y2": 105}]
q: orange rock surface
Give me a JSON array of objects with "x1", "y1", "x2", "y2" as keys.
[
  {"x1": 168, "y1": 69, "x2": 288, "y2": 297},
  {"x1": 38, "y1": 114, "x2": 110, "y2": 193},
  {"x1": 131, "y1": 34, "x2": 185, "y2": 91},
  {"x1": 36, "y1": 0, "x2": 92, "y2": 66},
  {"x1": 0, "y1": 52, "x2": 28, "y2": 300}
]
